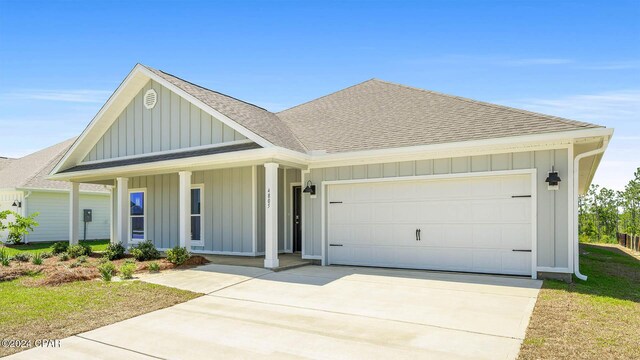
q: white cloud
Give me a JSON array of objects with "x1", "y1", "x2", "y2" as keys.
[{"x1": 2, "y1": 89, "x2": 111, "y2": 103}]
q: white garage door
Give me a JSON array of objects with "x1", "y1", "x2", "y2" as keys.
[{"x1": 327, "y1": 174, "x2": 533, "y2": 276}]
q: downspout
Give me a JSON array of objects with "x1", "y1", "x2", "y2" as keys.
[
  {"x1": 573, "y1": 138, "x2": 609, "y2": 281},
  {"x1": 22, "y1": 191, "x2": 32, "y2": 243}
]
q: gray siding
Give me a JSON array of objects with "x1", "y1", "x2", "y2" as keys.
[
  {"x1": 84, "y1": 80, "x2": 247, "y2": 162},
  {"x1": 26, "y1": 192, "x2": 110, "y2": 242},
  {"x1": 130, "y1": 167, "x2": 253, "y2": 253},
  {"x1": 303, "y1": 150, "x2": 570, "y2": 269}
]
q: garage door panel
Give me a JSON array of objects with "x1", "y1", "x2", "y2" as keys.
[{"x1": 327, "y1": 174, "x2": 532, "y2": 276}]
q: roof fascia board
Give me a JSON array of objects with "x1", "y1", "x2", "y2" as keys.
[
  {"x1": 51, "y1": 64, "x2": 149, "y2": 175},
  {"x1": 136, "y1": 66, "x2": 274, "y2": 149}
]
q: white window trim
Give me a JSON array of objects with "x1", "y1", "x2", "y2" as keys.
[
  {"x1": 190, "y1": 184, "x2": 204, "y2": 247},
  {"x1": 128, "y1": 188, "x2": 146, "y2": 244}
]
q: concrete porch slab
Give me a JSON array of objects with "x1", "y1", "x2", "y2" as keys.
[{"x1": 198, "y1": 252, "x2": 313, "y2": 272}]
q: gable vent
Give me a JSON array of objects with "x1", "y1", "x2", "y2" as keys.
[{"x1": 144, "y1": 89, "x2": 157, "y2": 110}]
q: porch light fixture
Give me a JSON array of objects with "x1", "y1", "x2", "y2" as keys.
[
  {"x1": 303, "y1": 180, "x2": 316, "y2": 196},
  {"x1": 11, "y1": 200, "x2": 21, "y2": 208},
  {"x1": 545, "y1": 166, "x2": 561, "y2": 191}
]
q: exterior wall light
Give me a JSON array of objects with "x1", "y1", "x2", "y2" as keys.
[
  {"x1": 11, "y1": 200, "x2": 21, "y2": 208},
  {"x1": 303, "y1": 180, "x2": 316, "y2": 196},
  {"x1": 545, "y1": 166, "x2": 561, "y2": 191}
]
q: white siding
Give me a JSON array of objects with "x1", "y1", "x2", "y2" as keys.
[
  {"x1": 83, "y1": 80, "x2": 247, "y2": 162},
  {"x1": 25, "y1": 192, "x2": 110, "y2": 242}
]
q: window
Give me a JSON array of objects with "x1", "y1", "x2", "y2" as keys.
[
  {"x1": 191, "y1": 186, "x2": 203, "y2": 246},
  {"x1": 129, "y1": 190, "x2": 145, "y2": 242}
]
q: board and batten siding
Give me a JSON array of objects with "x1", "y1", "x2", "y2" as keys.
[
  {"x1": 130, "y1": 167, "x2": 253, "y2": 253},
  {"x1": 303, "y1": 149, "x2": 570, "y2": 270},
  {"x1": 255, "y1": 166, "x2": 301, "y2": 254},
  {"x1": 83, "y1": 79, "x2": 247, "y2": 162},
  {"x1": 25, "y1": 192, "x2": 110, "y2": 242}
]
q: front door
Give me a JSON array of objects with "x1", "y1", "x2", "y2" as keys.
[{"x1": 292, "y1": 186, "x2": 302, "y2": 252}]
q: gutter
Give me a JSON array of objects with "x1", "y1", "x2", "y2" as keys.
[{"x1": 573, "y1": 138, "x2": 610, "y2": 281}]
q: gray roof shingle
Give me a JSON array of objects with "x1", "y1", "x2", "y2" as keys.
[
  {"x1": 144, "y1": 65, "x2": 307, "y2": 153},
  {"x1": 0, "y1": 139, "x2": 108, "y2": 192},
  {"x1": 277, "y1": 79, "x2": 602, "y2": 153}
]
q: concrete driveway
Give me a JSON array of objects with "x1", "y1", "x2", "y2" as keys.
[{"x1": 9, "y1": 265, "x2": 541, "y2": 360}]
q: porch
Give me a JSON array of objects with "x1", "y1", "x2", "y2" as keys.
[{"x1": 65, "y1": 162, "x2": 308, "y2": 270}]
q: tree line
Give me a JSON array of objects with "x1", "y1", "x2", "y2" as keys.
[{"x1": 579, "y1": 167, "x2": 640, "y2": 243}]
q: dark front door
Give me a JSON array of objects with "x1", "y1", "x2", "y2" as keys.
[{"x1": 292, "y1": 186, "x2": 302, "y2": 252}]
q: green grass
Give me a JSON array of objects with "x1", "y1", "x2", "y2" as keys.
[
  {"x1": 519, "y1": 244, "x2": 640, "y2": 359},
  {"x1": 0, "y1": 277, "x2": 200, "y2": 357},
  {"x1": 1, "y1": 239, "x2": 109, "y2": 256}
]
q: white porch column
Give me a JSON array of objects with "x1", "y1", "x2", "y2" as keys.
[
  {"x1": 109, "y1": 185, "x2": 117, "y2": 245},
  {"x1": 116, "y1": 177, "x2": 129, "y2": 248},
  {"x1": 69, "y1": 182, "x2": 80, "y2": 245},
  {"x1": 178, "y1": 171, "x2": 192, "y2": 249},
  {"x1": 264, "y1": 163, "x2": 279, "y2": 268}
]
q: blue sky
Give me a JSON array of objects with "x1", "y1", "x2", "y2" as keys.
[{"x1": 0, "y1": 0, "x2": 638, "y2": 190}]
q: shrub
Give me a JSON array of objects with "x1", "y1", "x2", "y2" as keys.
[
  {"x1": 4, "y1": 212, "x2": 39, "y2": 244},
  {"x1": 119, "y1": 262, "x2": 136, "y2": 279},
  {"x1": 0, "y1": 249, "x2": 10, "y2": 266},
  {"x1": 40, "y1": 252, "x2": 53, "y2": 259},
  {"x1": 80, "y1": 242, "x2": 93, "y2": 255},
  {"x1": 77, "y1": 255, "x2": 88, "y2": 263},
  {"x1": 98, "y1": 261, "x2": 116, "y2": 281},
  {"x1": 32, "y1": 252, "x2": 43, "y2": 265},
  {"x1": 129, "y1": 240, "x2": 160, "y2": 261},
  {"x1": 103, "y1": 242, "x2": 126, "y2": 260},
  {"x1": 166, "y1": 246, "x2": 190, "y2": 266},
  {"x1": 69, "y1": 261, "x2": 81, "y2": 268},
  {"x1": 148, "y1": 261, "x2": 160, "y2": 273},
  {"x1": 68, "y1": 244, "x2": 90, "y2": 258},
  {"x1": 58, "y1": 252, "x2": 70, "y2": 261},
  {"x1": 52, "y1": 242, "x2": 69, "y2": 255},
  {"x1": 13, "y1": 253, "x2": 32, "y2": 262}
]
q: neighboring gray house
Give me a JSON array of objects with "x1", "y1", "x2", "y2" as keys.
[
  {"x1": 49, "y1": 64, "x2": 612, "y2": 280},
  {"x1": 0, "y1": 139, "x2": 110, "y2": 243}
]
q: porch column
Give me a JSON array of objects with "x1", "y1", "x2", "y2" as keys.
[
  {"x1": 116, "y1": 177, "x2": 129, "y2": 248},
  {"x1": 69, "y1": 182, "x2": 80, "y2": 245},
  {"x1": 109, "y1": 185, "x2": 117, "y2": 245},
  {"x1": 178, "y1": 171, "x2": 192, "y2": 249},
  {"x1": 264, "y1": 163, "x2": 279, "y2": 268}
]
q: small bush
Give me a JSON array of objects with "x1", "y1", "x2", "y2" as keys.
[
  {"x1": 69, "y1": 261, "x2": 81, "y2": 268},
  {"x1": 98, "y1": 257, "x2": 109, "y2": 264},
  {"x1": 32, "y1": 252, "x2": 43, "y2": 265},
  {"x1": 166, "y1": 246, "x2": 190, "y2": 266},
  {"x1": 40, "y1": 252, "x2": 53, "y2": 259},
  {"x1": 58, "y1": 252, "x2": 70, "y2": 261},
  {"x1": 129, "y1": 240, "x2": 160, "y2": 261},
  {"x1": 51, "y1": 241, "x2": 69, "y2": 255},
  {"x1": 98, "y1": 261, "x2": 116, "y2": 281},
  {"x1": 68, "y1": 243, "x2": 92, "y2": 258},
  {"x1": 148, "y1": 261, "x2": 160, "y2": 273},
  {"x1": 77, "y1": 255, "x2": 88, "y2": 263},
  {"x1": 119, "y1": 262, "x2": 136, "y2": 279},
  {"x1": 0, "y1": 249, "x2": 10, "y2": 266},
  {"x1": 104, "y1": 242, "x2": 126, "y2": 260},
  {"x1": 13, "y1": 253, "x2": 32, "y2": 262}
]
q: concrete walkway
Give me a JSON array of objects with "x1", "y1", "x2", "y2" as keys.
[{"x1": 8, "y1": 265, "x2": 541, "y2": 360}]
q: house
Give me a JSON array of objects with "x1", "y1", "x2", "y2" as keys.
[
  {"x1": 49, "y1": 64, "x2": 612, "y2": 281},
  {"x1": 0, "y1": 139, "x2": 110, "y2": 243}
]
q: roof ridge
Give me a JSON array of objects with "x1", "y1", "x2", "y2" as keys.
[
  {"x1": 372, "y1": 79, "x2": 600, "y2": 129},
  {"x1": 144, "y1": 65, "x2": 276, "y2": 115},
  {"x1": 277, "y1": 78, "x2": 378, "y2": 114}
]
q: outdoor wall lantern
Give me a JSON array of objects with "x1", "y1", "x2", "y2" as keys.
[
  {"x1": 545, "y1": 166, "x2": 561, "y2": 191},
  {"x1": 11, "y1": 200, "x2": 22, "y2": 208},
  {"x1": 303, "y1": 180, "x2": 316, "y2": 196}
]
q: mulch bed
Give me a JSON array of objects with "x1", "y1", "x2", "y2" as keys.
[{"x1": 0, "y1": 253, "x2": 209, "y2": 286}]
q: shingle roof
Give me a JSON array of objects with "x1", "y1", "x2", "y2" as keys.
[
  {"x1": 0, "y1": 157, "x2": 14, "y2": 171},
  {"x1": 0, "y1": 139, "x2": 108, "y2": 192},
  {"x1": 143, "y1": 65, "x2": 307, "y2": 153},
  {"x1": 277, "y1": 79, "x2": 603, "y2": 153}
]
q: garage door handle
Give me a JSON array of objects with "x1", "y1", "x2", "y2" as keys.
[
  {"x1": 416, "y1": 229, "x2": 421, "y2": 241},
  {"x1": 512, "y1": 249, "x2": 532, "y2": 252},
  {"x1": 329, "y1": 244, "x2": 343, "y2": 247}
]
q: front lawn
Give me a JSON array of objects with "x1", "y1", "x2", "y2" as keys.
[
  {"x1": 1, "y1": 239, "x2": 110, "y2": 256},
  {"x1": 519, "y1": 244, "x2": 640, "y2": 359}
]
